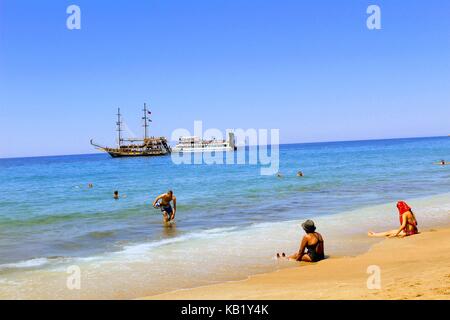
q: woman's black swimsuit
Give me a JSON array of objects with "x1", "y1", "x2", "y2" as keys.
[{"x1": 306, "y1": 234, "x2": 324, "y2": 262}]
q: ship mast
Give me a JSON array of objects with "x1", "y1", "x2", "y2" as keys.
[
  {"x1": 116, "y1": 107, "x2": 122, "y2": 147},
  {"x1": 142, "y1": 103, "x2": 149, "y2": 140}
]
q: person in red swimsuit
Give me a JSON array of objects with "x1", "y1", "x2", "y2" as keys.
[{"x1": 368, "y1": 201, "x2": 419, "y2": 238}]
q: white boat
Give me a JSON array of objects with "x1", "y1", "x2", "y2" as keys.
[{"x1": 173, "y1": 132, "x2": 236, "y2": 153}]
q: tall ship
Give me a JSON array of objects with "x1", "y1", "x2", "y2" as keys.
[
  {"x1": 90, "y1": 103, "x2": 171, "y2": 157},
  {"x1": 172, "y1": 132, "x2": 236, "y2": 153}
]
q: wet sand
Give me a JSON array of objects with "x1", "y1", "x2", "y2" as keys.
[{"x1": 143, "y1": 227, "x2": 450, "y2": 300}]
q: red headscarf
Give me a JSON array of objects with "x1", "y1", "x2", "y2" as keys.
[{"x1": 397, "y1": 201, "x2": 411, "y2": 224}]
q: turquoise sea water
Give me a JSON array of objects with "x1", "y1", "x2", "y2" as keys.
[{"x1": 0, "y1": 136, "x2": 449, "y2": 298}]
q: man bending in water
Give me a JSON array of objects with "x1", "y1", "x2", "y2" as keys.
[{"x1": 153, "y1": 190, "x2": 177, "y2": 223}]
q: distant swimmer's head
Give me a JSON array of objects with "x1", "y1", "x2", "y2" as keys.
[
  {"x1": 113, "y1": 191, "x2": 119, "y2": 199},
  {"x1": 301, "y1": 219, "x2": 316, "y2": 233},
  {"x1": 297, "y1": 171, "x2": 304, "y2": 177},
  {"x1": 396, "y1": 201, "x2": 411, "y2": 215},
  {"x1": 441, "y1": 160, "x2": 446, "y2": 165}
]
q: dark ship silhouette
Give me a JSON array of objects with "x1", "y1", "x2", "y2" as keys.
[{"x1": 90, "y1": 103, "x2": 171, "y2": 158}]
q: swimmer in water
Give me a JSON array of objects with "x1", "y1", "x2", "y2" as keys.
[
  {"x1": 113, "y1": 190, "x2": 119, "y2": 199},
  {"x1": 297, "y1": 171, "x2": 304, "y2": 177},
  {"x1": 434, "y1": 160, "x2": 447, "y2": 165}
]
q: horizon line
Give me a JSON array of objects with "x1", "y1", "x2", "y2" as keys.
[{"x1": 0, "y1": 135, "x2": 448, "y2": 160}]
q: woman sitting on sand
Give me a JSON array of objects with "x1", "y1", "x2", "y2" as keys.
[
  {"x1": 368, "y1": 201, "x2": 418, "y2": 238},
  {"x1": 277, "y1": 220, "x2": 325, "y2": 262}
]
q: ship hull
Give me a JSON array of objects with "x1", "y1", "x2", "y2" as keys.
[
  {"x1": 172, "y1": 147, "x2": 236, "y2": 153},
  {"x1": 107, "y1": 151, "x2": 170, "y2": 158}
]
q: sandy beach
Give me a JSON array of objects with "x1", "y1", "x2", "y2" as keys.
[{"x1": 145, "y1": 226, "x2": 450, "y2": 300}]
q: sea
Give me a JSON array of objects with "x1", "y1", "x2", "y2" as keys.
[{"x1": 0, "y1": 136, "x2": 449, "y2": 299}]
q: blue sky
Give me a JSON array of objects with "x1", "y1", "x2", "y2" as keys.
[{"x1": 0, "y1": 0, "x2": 449, "y2": 158}]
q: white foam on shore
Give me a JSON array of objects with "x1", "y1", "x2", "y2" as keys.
[
  {"x1": 0, "y1": 258, "x2": 51, "y2": 272},
  {"x1": 0, "y1": 192, "x2": 449, "y2": 299}
]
